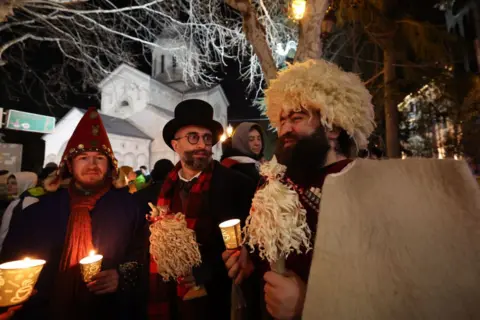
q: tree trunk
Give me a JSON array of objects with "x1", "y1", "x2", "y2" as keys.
[
  {"x1": 224, "y1": 0, "x2": 277, "y2": 84},
  {"x1": 383, "y1": 47, "x2": 401, "y2": 158},
  {"x1": 294, "y1": 0, "x2": 330, "y2": 62}
]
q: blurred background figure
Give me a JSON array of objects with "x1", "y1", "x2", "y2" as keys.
[
  {"x1": 134, "y1": 159, "x2": 174, "y2": 216},
  {"x1": 221, "y1": 122, "x2": 266, "y2": 184},
  {"x1": 115, "y1": 166, "x2": 138, "y2": 194},
  {"x1": 0, "y1": 171, "x2": 10, "y2": 217},
  {"x1": 140, "y1": 165, "x2": 151, "y2": 183},
  {"x1": 0, "y1": 172, "x2": 38, "y2": 252}
]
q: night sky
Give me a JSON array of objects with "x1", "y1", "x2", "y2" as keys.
[{"x1": 0, "y1": 38, "x2": 265, "y2": 172}]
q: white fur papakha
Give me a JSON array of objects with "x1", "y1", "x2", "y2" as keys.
[
  {"x1": 243, "y1": 157, "x2": 312, "y2": 264},
  {"x1": 265, "y1": 59, "x2": 375, "y2": 149}
]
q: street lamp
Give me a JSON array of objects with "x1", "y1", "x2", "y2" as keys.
[{"x1": 291, "y1": 0, "x2": 307, "y2": 20}]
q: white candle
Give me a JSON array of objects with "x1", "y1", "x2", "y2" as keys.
[
  {"x1": 79, "y1": 250, "x2": 103, "y2": 265},
  {"x1": 219, "y1": 219, "x2": 240, "y2": 229},
  {"x1": 219, "y1": 219, "x2": 242, "y2": 249},
  {"x1": 0, "y1": 257, "x2": 46, "y2": 270}
]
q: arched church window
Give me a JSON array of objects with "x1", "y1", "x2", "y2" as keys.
[
  {"x1": 120, "y1": 100, "x2": 129, "y2": 107},
  {"x1": 172, "y1": 56, "x2": 177, "y2": 69},
  {"x1": 161, "y1": 55, "x2": 165, "y2": 73}
]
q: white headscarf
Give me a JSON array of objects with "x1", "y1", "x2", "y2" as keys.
[
  {"x1": 11, "y1": 172, "x2": 38, "y2": 197},
  {"x1": 0, "y1": 172, "x2": 39, "y2": 253}
]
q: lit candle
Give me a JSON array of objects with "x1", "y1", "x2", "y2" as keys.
[
  {"x1": 79, "y1": 250, "x2": 103, "y2": 282},
  {"x1": 0, "y1": 257, "x2": 45, "y2": 270},
  {"x1": 219, "y1": 219, "x2": 242, "y2": 250},
  {"x1": 79, "y1": 250, "x2": 103, "y2": 265},
  {"x1": 0, "y1": 258, "x2": 46, "y2": 307}
]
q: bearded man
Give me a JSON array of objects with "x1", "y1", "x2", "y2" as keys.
[
  {"x1": 0, "y1": 108, "x2": 148, "y2": 320},
  {"x1": 148, "y1": 100, "x2": 256, "y2": 320},
  {"x1": 223, "y1": 59, "x2": 375, "y2": 319}
]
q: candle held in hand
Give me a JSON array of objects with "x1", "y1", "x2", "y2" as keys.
[
  {"x1": 79, "y1": 251, "x2": 103, "y2": 282},
  {"x1": 219, "y1": 219, "x2": 242, "y2": 249},
  {"x1": 0, "y1": 258, "x2": 46, "y2": 307}
]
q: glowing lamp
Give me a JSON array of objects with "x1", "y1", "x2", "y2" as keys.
[
  {"x1": 291, "y1": 0, "x2": 306, "y2": 20},
  {"x1": 220, "y1": 134, "x2": 227, "y2": 143},
  {"x1": 226, "y1": 124, "x2": 234, "y2": 138}
]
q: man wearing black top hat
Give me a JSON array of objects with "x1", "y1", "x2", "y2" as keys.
[{"x1": 148, "y1": 99, "x2": 256, "y2": 320}]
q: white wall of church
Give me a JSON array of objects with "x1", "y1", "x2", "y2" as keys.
[
  {"x1": 108, "y1": 134, "x2": 151, "y2": 169},
  {"x1": 100, "y1": 67, "x2": 151, "y2": 119}
]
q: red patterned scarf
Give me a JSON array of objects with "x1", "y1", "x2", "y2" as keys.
[
  {"x1": 60, "y1": 179, "x2": 112, "y2": 270},
  {"x1": 157, "y1": 161, "x2": 213, "y2": 228}
]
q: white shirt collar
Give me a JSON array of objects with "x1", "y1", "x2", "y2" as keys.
[{"x1": 178, "y1": 170, "x2": 202, "y2": 182}]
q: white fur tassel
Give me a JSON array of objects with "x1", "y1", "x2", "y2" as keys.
[{"x1": 243, "y1": 157, "x2": 312, "y2": 264}]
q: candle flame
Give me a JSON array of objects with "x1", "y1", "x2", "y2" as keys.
[{"x1": 89, "y1": 250, "x2": 95, "y2": 257}]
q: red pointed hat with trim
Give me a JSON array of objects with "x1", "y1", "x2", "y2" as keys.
[{"x1": 58, "y1": 107, "x2": 118, "y2": 177}]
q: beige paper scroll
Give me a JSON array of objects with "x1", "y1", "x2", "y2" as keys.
[{"x1": 303, "y1": 159, "x2": 480, "y2": 320}]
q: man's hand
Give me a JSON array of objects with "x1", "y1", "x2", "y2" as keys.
[
  {"x1": 222, "y1": 246, "x2": 254, "y2": 285},
  {"x1": 87, "y1": 269, "x2": 120, "y2": 295},
  {"x1": 264, "y1": 270, "x2": 306, "y2": 320}
]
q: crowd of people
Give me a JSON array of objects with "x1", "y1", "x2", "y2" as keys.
[{"x1": 0, "y1": 58, "x2": 477, "y2": 320}]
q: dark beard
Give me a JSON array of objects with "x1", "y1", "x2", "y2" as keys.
[
  {"x1": 275, "y1": 128, "x2": 331, "y2": 187},
  {"x1": 183, "y1": 149, "x2": 213, "y2": 171}
]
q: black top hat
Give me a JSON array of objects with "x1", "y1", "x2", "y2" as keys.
[{"x1": 163, "y1": 99, "x2": 224, "y2": 150}]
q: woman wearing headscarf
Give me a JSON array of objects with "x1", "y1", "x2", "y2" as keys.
[
  {"x1": 221, "y1": 122, "x2": 266, "y2": 185},
  {"x1": 0, "y1": 172, "x2": 38, "y2": 252}
]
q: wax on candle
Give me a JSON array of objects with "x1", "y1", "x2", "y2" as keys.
[
  {"x1": 219, "y1": 219, "x2": 240, "y2": 228},
  {"x1": 79, "y1": 251, "x2": 103, "y2": 265},
  {"x1": 0, "y1": 258, "x2": 46, "y2": 270}
]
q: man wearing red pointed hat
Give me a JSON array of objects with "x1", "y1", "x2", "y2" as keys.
[
  {"x1": 0, "y1": 108, "x2": 148, "y2": 320},
  {"x1": 148, "y1": 99, "x2": 256, "y2": 320}
]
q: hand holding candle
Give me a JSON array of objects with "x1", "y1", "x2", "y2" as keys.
[
  {"x1": 79, "y1": 250, "x2": 103, "y2": 283},
  {"x1": 0, "y1": 258, "x2": 46, "y2": 307}
]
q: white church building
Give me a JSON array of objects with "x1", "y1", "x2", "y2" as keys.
[{"x1": 43, "y1": 37, "x2": 229, "y2": 169}]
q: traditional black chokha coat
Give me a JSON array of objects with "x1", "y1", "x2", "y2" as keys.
[{"x1": 149, "y1": 161, "x2": 256, "y2": 320}]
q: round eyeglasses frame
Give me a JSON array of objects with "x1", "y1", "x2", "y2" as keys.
[{"x1": 174, "y1": 133, "x2": 214, "y2": 146}]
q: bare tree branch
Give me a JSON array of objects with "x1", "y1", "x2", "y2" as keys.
[{"x1": 1, "y1": 0, "x2": 296, "y2": 109}]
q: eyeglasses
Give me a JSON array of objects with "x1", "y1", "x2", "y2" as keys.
[{"x1": 174, "y1": 133, "x2": 214, "y2": 146}]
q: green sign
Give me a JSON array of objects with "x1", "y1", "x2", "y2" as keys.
[{"x1": 5, "y1": 109, "x2": 55, "y2": 134}]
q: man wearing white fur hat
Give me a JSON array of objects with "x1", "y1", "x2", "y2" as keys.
[
  {"x1": 225, "y1": 59, "x2": 480, "y2": 320},
  {"x1": 223, "y1": 59, "x2": 375, "y2": 319}
]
